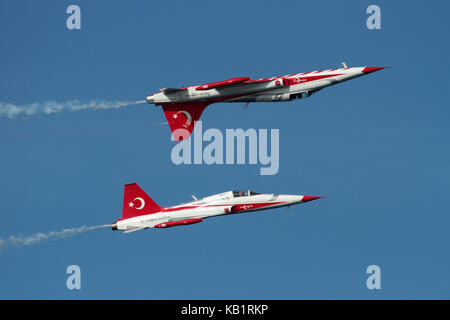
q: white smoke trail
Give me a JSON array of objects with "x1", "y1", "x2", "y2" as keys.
[
  {"x1": 0, "y1": 224, "x2": 110, "y2": 250},
  {"x1": 0, "y1": 100, "x2": 145, "y2": 119}
]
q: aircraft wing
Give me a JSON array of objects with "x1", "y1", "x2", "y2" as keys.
[
  {"x1": 243, "y1": 78, "x2": 277, "y2": 84},
  {"x1": 196, "y1": 77, "x2": 250, "y2": 90},
  {"x1": 162, "y1": 101, "x2": 210, "y2": 140}
]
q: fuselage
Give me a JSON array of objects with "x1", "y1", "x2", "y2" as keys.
[
  {"x1": 144, "y1": 65, "x2": 388, "y2": 140},
  {"x1": 112, "y1": 190, "x2": 321, "y2": 232},
  {"x1": 147, "y1": 66, "x2": 386, "y2": 105}
]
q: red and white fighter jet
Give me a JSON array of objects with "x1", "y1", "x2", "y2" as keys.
[
  {"x1": 146, "y1": 64, "x2": 388, "y2": 140},
  {"x1": 111, "y1": 183, "x2": 322, "y2": 233}
]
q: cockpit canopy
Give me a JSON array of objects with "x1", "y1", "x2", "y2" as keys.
[{"x1": 232, "y1": 190, "x2": 262, "y2": 197}]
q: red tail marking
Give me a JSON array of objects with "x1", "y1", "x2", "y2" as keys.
[
  {"x1": 162, "y1": 102, "x2": 210, "y2": 141},
  {"x1": 121, "y1": 183, "x2": 161, "y2": 220}
]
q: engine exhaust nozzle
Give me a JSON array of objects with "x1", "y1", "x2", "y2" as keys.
[{"x1": 146, "y1": 95, "x2": 155, "y2": 104}]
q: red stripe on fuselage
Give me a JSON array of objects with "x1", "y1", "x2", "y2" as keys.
[
  {"x1": 117, "y1": 202, "x2": 287, "y2": 223},
  {"x1": 283, "y1": 73, "x2": 343, "y2": 86},
  {"x1": 162, "y1": 202, "x2": 285, "y2": 213},
  {"x1": 231, "y1": 202, "x2": 284, "y2": 212}
]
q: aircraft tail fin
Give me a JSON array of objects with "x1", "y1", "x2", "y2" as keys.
[
  {"x1": 122, "y1": 183, "x2": 162, "y2": 219},
  {"x1": 161, "y1": 102, "x2": 210, "y2": 141}
]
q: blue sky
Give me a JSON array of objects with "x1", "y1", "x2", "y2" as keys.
[{"x1": 0, "y1": 0, "x2": 449, "y2": 299}]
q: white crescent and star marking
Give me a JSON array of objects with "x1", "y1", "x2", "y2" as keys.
[
  {"x1": 172, "y1": 110, "x2": 192, "y2": 127},
  {"x1": 128, "y1": 197, "x2": 145, "y2": 210}
]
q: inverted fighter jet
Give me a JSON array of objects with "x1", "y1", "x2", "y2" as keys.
[
  {"x1": 146, "y1": 64, "x2": 388, "y2": 140},
  {"x1": 111, "y1": 183, "x2": 322, "y2": 233}
]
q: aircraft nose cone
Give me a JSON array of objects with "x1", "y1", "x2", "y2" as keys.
[
  {"x1": 301, "y1": 196, "x2": 323, "y2": 203},
  {"x1": 362, "y1": 66, "x2": 390, "y2": 74}
]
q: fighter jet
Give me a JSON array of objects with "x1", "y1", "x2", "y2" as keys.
[
  {"x1": 111, "y1": 183, "x2": 322, "y2": 233},
  {"x1": 146, "y1": 64, "x2": 388, "y2": 140}
]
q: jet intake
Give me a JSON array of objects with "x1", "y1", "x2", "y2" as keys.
[
  {"x1": 305, "y1": 89, "x2": 320, "y2": 97},
  {"x1": 223, "y1": 206, "x2": 234, "y2": 214}
]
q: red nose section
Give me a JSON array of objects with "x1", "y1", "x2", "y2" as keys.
[
  {"x1": 301, "y1": 196, "x2": 323, "y2": 203},
  {"x1": 362, "y1": 66, "x2": 390, "y2": 74}
]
